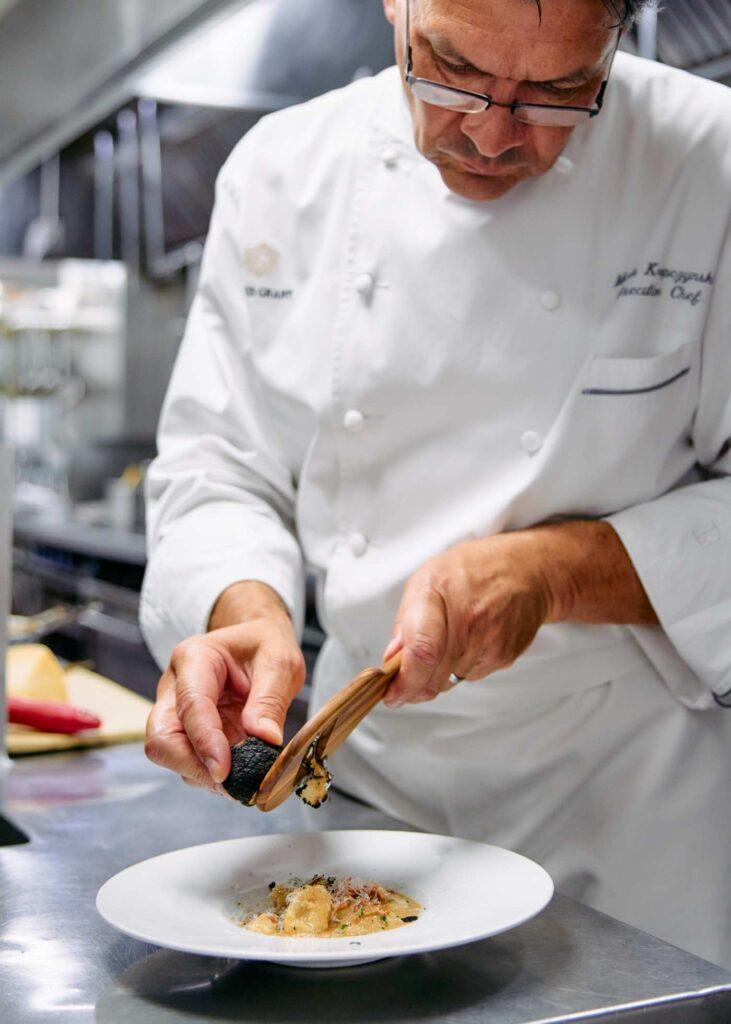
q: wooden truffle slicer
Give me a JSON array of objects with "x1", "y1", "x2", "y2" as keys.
[{"x1": 254, "y1": 651, "x2": 402, "y2": 812}]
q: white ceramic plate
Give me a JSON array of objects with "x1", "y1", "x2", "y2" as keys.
[{"x1": 97, "y1": 830, "x2": 553, "y2": 968}]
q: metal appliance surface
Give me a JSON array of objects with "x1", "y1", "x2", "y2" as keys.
[
  {"x1": 0, "y1": 0, "x2": 246, "y2": 185},
  {"x1": 1, "y1": 742, "x2": 730, "y2": 1023},
  {"x1": 0, "y1": 0, "x2": 394, "y2": 188},
  {"x1": 0, "y1": 444, "x2": 11, "y2": 767},
  {"x1": 132, "y1": 0, "x2": 394, "y2": 111}
]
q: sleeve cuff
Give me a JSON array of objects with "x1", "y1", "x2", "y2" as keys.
[
  {"x1": 140, "y1": 501, "x2": 305, "y2": 668},
  {"x1": 605, "y1": 480, "x2": 731, "y2": 701}
]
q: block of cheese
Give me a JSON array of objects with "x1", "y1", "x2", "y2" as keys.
[{"x1": 6, "y1": 644, "x2": 68, "y2": 703}]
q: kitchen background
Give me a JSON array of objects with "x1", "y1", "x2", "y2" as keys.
[{"x1": 1, "y1": 0, "x2": 729, "y2": 706}]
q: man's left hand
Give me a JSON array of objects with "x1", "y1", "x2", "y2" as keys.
[
  {"x1": 381, "y1": 531, "x2": 555, "y2": 707},
  {"x1": 381, "y1": 521, "x2": 657, "y2": 707}
]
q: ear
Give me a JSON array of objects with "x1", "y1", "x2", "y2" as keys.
[{"x1": 382, "y1": 0, "x2": 397, "y2": 28}]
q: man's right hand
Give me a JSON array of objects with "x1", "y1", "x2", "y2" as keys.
[{"x1": 144, "y1": 581, "x2": 306, "y2": 790}]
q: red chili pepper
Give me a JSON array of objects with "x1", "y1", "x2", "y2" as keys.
[{"x1": 7, "y1": 696, "x2": 101, "y2": 734}]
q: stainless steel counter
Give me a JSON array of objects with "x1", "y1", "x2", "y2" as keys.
[{"x1": 1, "y1": 743, "x2": 730, "y2": 1024}]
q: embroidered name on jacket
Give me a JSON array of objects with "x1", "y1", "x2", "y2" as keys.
[
  {"x1": 245, "y1": 286, "x2": 293, "y2": 300},
  {"x1": 614, "y1": 262, "x2": 715, "y2": 306}
]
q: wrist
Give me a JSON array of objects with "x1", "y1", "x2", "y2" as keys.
[
  {"x1": 467, "y1": 531, "x2": 566, "y2": 624},
  {"x1": 500, "y1": 525, "x2": 579, "y2": 624},
  {"x1": 207, "y1": 580, "x2": 292, "y2": 632},
  {"x1": 521, "y1": 520, "x2": 622, "y2": 623}
]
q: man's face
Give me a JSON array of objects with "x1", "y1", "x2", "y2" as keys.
[{"x1": 382, "y1": 0, "x2": 619, "y2": 201}]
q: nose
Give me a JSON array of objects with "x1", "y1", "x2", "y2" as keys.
[{"x1": 460, "y1": 104, "x2": 526, "y2": 160}]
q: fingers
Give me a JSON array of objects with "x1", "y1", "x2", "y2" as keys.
[
  {"x1": 240, "y1": 643, "x2": 306, "y2": 746},
  {"x1": 182, "y1": 776, "x2": 233, "y2": 799},
  {"x1": 144, "y1": 621, "x2": 308, "y2": 789},
  {"x1": 381, "y1": 630, "x2": 403, "y2": 665},
  {"x1": 145, "y1": 670, "x2": 223, "y2": 787},
  {"x1": 172, "y1": 641, "x2": 233, "y2": 783},
  {"x1": 384, "y1": 585, "x2": 453, "y2": 708}
]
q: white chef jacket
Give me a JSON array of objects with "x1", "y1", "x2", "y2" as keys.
[
  {"x1": 141, "y1": 52, "x2": 731, "y2": 966},
  {"x1": 141, "y1": 52, "x2": 731, "y2": 712}
]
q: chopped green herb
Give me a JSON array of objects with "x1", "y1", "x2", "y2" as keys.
[{"x1": 401, "y1": 915, "x2": 418, "y2": 922}]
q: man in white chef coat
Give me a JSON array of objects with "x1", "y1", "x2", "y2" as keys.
[{"x1": 141, "y1": 0, "x2": 731, "y2": 967}]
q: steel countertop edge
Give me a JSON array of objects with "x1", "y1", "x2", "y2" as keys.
[{"x1": 0, "y1": 742, "x2": 729, "y2": 1024}]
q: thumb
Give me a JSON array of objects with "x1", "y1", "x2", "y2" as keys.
[
  {"x1": 240, "y1": 646, "x2": 305, "y2": 747},
  {"x1": 381, "y1": 629, "x2": 403, "y2": 664}
]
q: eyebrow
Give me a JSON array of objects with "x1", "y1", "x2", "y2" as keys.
[{"x1": 427, "y1": 33, "x2": 599, "y2": 87}]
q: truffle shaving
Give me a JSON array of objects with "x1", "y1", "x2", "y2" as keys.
[{"x1": 295, "y1": 742, "x2": 333, "y2": 808}]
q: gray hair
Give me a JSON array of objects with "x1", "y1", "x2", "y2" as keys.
[{"x1": 532, "y1": 0, "x2": 656, "y2": 26}]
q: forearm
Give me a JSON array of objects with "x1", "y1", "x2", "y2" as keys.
[
  {"x1": 208, "y1": 580, "x2": 293, "y2": 632},
  {"x1": 521, "y1": 519, "x2": 659, "y2": 626}
]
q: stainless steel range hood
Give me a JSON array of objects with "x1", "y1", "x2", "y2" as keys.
[
  {"x1": 131, "y1": 0, "x2": 394, "y2": 111},
  {"x1": 0, "y1": 0, "x2": 393, "y2": 186},
  {"x1": 0, "y1": 0, "x2": 246, "y2": 185}
]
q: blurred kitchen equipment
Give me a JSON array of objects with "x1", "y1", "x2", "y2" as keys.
[
  {"x1": 117, "y1": 110, "x2": 141, "y2": 276},
  {"x1": 0, "y1": 443, "x2": 11, "y2": 769},
  {"x1": 104, "y1": 464, "x2": 145, "y2": 532},
  {"x1": 67, "y1": 437, "x2": 153, "y2": 506},
  {"x1": 0, "y1": 257, "x2": 127, "y2": 504},
  {"x1": 22, "y1": 155, "x2": 66, "y2": 260},
  {"x1": 8, "y1": 601, "x2": 102, "y2": 644},
  {"x1": 93, "y1": 131, "x2": 115, "y2": 262}
]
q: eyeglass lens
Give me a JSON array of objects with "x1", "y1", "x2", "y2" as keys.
[{"x1": 409, "y1": 80, "x2": 594, "y2": 126}]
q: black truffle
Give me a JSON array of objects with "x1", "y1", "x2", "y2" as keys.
[{"x1": 223, "y1": 736, "x2": 282, "y2": 806}]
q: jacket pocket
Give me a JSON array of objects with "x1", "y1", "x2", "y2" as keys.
[
  {"x1": 558, "y1": 339, "x2": 701, "y2": 512},
  {"x1": 581, "y1": 340, "x2": 696, "y2": 396}
]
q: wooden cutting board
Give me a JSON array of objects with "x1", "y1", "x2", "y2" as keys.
[{"x1": 7, "y1": 666, "x2": 152, "y2": 756}]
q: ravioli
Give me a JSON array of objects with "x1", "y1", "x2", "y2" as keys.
[{"x1": 238, "y1": 875, "x2": 422, "y2": 938}]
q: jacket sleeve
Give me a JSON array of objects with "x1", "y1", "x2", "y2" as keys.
[
  {"x1": 605, "y1": 227, "x2": 731, "y2": 708},
  {"x1": 140, "y1": 144, "x2": 305, "y2": 669}
]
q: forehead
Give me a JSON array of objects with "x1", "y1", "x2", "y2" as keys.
[{"x1": 415, "y1": 0, "x2": 616, "y2": 77}]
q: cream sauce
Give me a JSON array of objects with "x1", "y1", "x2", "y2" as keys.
[{"x1": 235, "y1": 876, "x2": 422, "y2": 938}]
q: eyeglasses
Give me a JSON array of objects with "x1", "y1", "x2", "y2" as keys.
[{"x1": 403, "y1": 0, "x2": 621, "y2": 128}]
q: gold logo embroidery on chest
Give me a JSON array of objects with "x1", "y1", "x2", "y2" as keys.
[{"x1": 244, "y1": 242, "x2": 280, "y2": 277}]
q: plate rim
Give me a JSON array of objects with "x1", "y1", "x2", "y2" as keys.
[{"x1": 96, "y1": 829, "x2": 554, "y2": 962}]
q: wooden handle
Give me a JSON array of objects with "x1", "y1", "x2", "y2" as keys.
[
  {"x1": 321, "y1": 650, "x2": 402, "y2": 758},
  {"x1": 254, "y1": 648, "x2": 403, "y2": 812}
]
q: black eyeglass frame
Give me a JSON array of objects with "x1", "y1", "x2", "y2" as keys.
[{"x1": 403, "y1": 0, "x2": 622, "y2": 125}]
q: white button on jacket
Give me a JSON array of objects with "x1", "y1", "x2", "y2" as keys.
[
  {"x1": 343, "y1": 409, "x2": 365, "y2": 433},
  {"x1": 141, "y1": 54, "x2": 731, "y2": 966},
  {"x1": 354, "y1": 272, "x2": 375, "y2": 298},
  {"x1": 540, "y1": 290, "x2": 561, "y2": 312},
  {"x1": 348, "y1": 532, "x2": 368, "y2": 557},
  {"x1": 521, "y1": 430, "x2": 543, "y2": 455}
]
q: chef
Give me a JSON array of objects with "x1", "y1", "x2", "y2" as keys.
[{"x1": 141, "y1": 0, "x2": 731, "y2": 967}]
